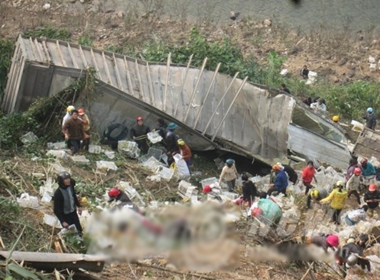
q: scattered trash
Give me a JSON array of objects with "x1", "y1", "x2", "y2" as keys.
[
  {"x1": 70, "y1": 155, "x2": 90, "y2": 165},
  {"x1": 89, "y1": 145, "x2": 102, "y2": 154},
  {"x1": 43, "y1": 214, "x2": 62, "y2": 228},
  {"x1": 351, "y1": 120, "x2": 364, "y2": 132},
  {"x1": 177, "y1": 180, "x2": 198, "y2": 199},
  {"x1": 31, "y1": 172, "x2": 45, "y2": 179},
  {"x1": 173, "y1": 154, "x2": 190, "y2": 179},
  {"x1": 58, "y1": 225, "x2": 77, "y2": 237},
  {"x1": 47, "y1": 141, "x2": 66, "y2": 150},
  {"x1": 305, "y1": 71, "x2": 318, "y2": 85},
  {"x1": 42, "y1": 3, "x2": 51, "y2": 10},
  {"x1": 117, "y1": 181, "x2": 145, "y2": 206},
  {"x1": 147, "y1": 147, "x2": 163, "y2": 161},
  {"x1": 104, "y1": 150, "x2": 115, "y2": 159},
  {"x1": 20, "y1": 132, "x2": 38, "y2": 144},
  {"x1": 147, "y1": 131, "x2": 163, "y2": 144},
  {"x1": 140, "y1": 156, "x2": 164, "y2": 171},
  {"x1": 39, "y1": 177, "x2": 57, "y2": 203},
  {"x1": 155, "y1": 166, "x2": 175, "y2": 181},
  {"x1": 17, "y1": 193, "x2": 39, "y2": 209},
  {"x1": 280, "y1": 68, "x2": 288, "y2": 76},
  {"x1": 118, "y1": 140, "x2": 140, "y2": 158},
  {"x1": 49, "y1": 162, "x2": 70, "y2": 174},
  {"x1": 200, "y1": 177, "x2": 218, "y2": 188},
  {"x1": 46, "y1": 150, "x2": 68, "y2": 159},
  {"x1": 96, "y1": 161, "x2": 118, "y2": 172}
]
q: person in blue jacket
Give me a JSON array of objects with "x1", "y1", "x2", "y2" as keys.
[
  {"x1": 360, "y1": 158, "x2": 376, "y2": 188},
  {"x1": 267, "y1": 164, "x2": 288, "y2": 197}
]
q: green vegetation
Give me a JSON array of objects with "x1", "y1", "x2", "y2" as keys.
[
  {"x1": 78, "y1": 35, "x2": 93, "y2": 47},
  {"x1": 0, "y1": 39, "x2": 14, "y2": 101},
  {"x1": 23, "y1": 26, "x2": 70, "y2": 40}
]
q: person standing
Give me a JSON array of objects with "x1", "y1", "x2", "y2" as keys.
[
  {"x1": 267, "y1": 164, "x2": 288, "y2": 196},
  {"x1": 165, "y1": 122, "x2": 179, "y2": 155},
  {"x1": 235, "y1": 174, "x2": 259, "y2": 206},
  {"x1": 78, "y1": 108, "x2": 90, "y2": 152},
  {"x1": 62, "y1": 110, "x2": 85, "y2": 155},
  {"x1": 364, "y1": 184, "x2": 380, "y2": 218},
  {"x1": 302, "y1": 161, "x2": 318, "y2": 195},
  {"x1": 345, "y1": 158, "x2": 360, "y2": 182},
  {"x1": 360, "y1": 158, "x2": 376, "y2": 188},
  {"x1": 300, "y1": 65, "x2": 309, "y2": 79},
  {"x1": 219, "y1": 159, "x2": 239, "y2": 192},
  {"x1": 62, "y1": 105, "x2": 75, "y2": 149},
  {"x1": 320, "y1": 181, "x2": 348, "y2": 225},
  {"x1": 177, "y1": 139, "x2": 192, "y2": 170},
  {"x1": 155, "y1": 118, "x2": 167, "y2": 139},
  {"x1": 53, "y1": 172, "x2": 82, "y2": 235},
  {"x1": 364, "y1": 107, "x2": 376, "y2": 130},
  {"x1": 347, "y1": 167, "x2": 362, "y2": 205},
  {"x1": 130, "y1": 116, "x2": 151, "y2": 154}
]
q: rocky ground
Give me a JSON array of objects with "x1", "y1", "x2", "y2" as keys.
[{"x1": 1, "y1": 0, "x2": 380, "y2": 85}]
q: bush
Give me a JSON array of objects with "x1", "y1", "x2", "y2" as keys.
[
  {"x1": 0, "y1": 39, "x2": 14, "y2": 101},
  {"x1": 23, "y1": 27, "x2": 70, "y2": 40}
]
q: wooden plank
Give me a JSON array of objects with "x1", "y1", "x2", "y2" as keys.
[
  {"x1": 203, "y1": 72, "x2": 239, "y2": 136},
  {"x1": 56, "y1": 41, "x2": 67, "y2": 67},
  {"x1": 79, "y1": 45, "x2": 88, "y2": 68},
  {"x1": 162, "y1": 52, "x2": 171, "y2": 112},
  {"x1": 211, "y1": 76, "x2": 248, "y2": 141},
  {"x1": 123, "y1": 57, "x2": 134, "y2": 96},
  {"x1": 102, "y1": 51, "x2": 113, "y2": 86},
  {"x1": 33, "y1": 38, "x2": 44, "y2": 61},
  {"x1": 67, "y1": 42, "x2": 79, "y2": 68},
  {"x1": 90, "y1": 49, "x2": 102, "y2": 80},
  {"x1": 2, "y1": 43, "x2": 21, "y2": 112},
  {"x1": 183, "y1": 57, "x2": 207, "y2": 123},
  {"x1": 135, "y1": 59, "x2": 144, "y2": 99},
  {"x1": 28, "y1": 37, "x2": 38, "y2": 61},
  {"x1": 42, "y1": 41, "x2": 52, "y2": 63},
  {"x1": 113, "y1": 54, "x2": 124, "y2": 91},
  {"x1": 174, "y1": 54, "x2": 193, "y2": 117},
  {"x1": 146, "y1": 61, "x2": 155, "y2": 106}
]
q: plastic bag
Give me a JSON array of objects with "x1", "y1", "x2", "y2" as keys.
[
  {"x1": 173, "y1": 154, "x2": 190, "y2": 179},
  {"x1": 96, "y1": 161, "x2": 118, "y2": 172},
  {"x1": 17, "y1": 193, "x2": 39, "y2": 208}
]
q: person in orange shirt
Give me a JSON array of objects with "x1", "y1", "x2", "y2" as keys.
[
  {"x1": 177, "y1": 139, "x2": 192, "y2": 170},
  {"x1": 302, "y1": 160, "x2": 318, "y2": 195}
]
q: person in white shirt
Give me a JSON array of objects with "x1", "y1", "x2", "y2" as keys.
[
  {"x1": 310, "y1": 98, "x2": 326, "y2": 115},
  {"x1": 345, "y1": 205, "x2": 368, "y2": 226}
]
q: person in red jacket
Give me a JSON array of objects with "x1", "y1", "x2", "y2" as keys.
[
  {"x1": 302, "y1": 160, "x2": 318, "y2": 195},
  {"x1": 177, "y1": 139, "x2": 192, "y2": 170}
]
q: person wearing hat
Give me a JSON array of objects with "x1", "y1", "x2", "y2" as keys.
[
  {"x1": 307, "y1": 233, "x2": 339, "y2": 253},
  {"x1": 320, "y1": 181, "x2": 348, "y2": 225},
  {"x1": 235, "y1": 174, "x2": 259, "y2": 206},
  {"x1": 108, "y1": 187, "x2": 140, "y2": 213},
  {"x1": 267, "y1": 164, "x2": 288, "y2": 197},
  {"x1": 363, "y1": 107, "x2": 376, "y2": 130},
  {"x1": 155, "y1": 118, "x2": 167, "y2": 139},
  {"x1": 62, "y1": 109, "x2": 85, "y2": 155},
  {"x1": 306, "y1": 187, "x2": 329, "y2": 209},
  {"x1": 364, "y1": 184, "x2": 380, "y2": 218},
  {"x1": 344, "y1": 205, "x2": 368, "y2": 226},
  {"x1": 219, "y1": 159, "x2": 239, "y2": 192},
  {"x1": 62, "y1": 105, "x2": 75, "y2": 149},
  {"x1": 335, "y1": 240, "x2": 371, "y2": 272},
  {"x1": 345, "y1": 158, "x2": 360, "y2": 182},
  {"x1": 165, "y1": 122, "x2": 179, "y2": 155},
  {"x1": 177, "y1": 139, "x2": 192, "y2": 168},
  {"x1": 360, "y1": 158, "x2": 376, "y2": 188},
  {"x1": 53, "y1": 172, "x2": 82, "y2": 235},
  {"x1": 77, "y1": 108, "x2": 91, "y2": 152},
  {"x1": 130, "y1": 116, "x2": 151, "y2": 154},
  {"x1": 302, "y1": 161, "x2": 318, "y2": 195},
  {"x1": 347, "y1": 167, "x2": 363, "y2": 205}
]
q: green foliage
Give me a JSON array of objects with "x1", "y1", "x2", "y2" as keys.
[
  {"x1": 0, "y1": 113, "x2": 40, "y2": 149},
  {"x1": 105, "y1": 44, "x2": 124, "y2": 54},
  {"x1": 0, "y1": 39, "x2": 14, "y2": 101},
  {"x1": 261, "y1": 51, "x2": 286, "y2": 87},
  {"x1": 306, "y1": 80, "x2": 380, "y2": 120},
  {"x1": 0, "y1": 197, "x2": 20, "y2": 224},
  {"x1": 78, "y1": 35, "x2": 93, "y2": 47},
  {"x1": 23, "y1": 27, "x2": 70, "y2": 40}
]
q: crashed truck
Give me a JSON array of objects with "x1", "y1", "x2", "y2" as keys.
[{"x1": 2, "y1": 35, "x2": 358, "y2": 169}]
